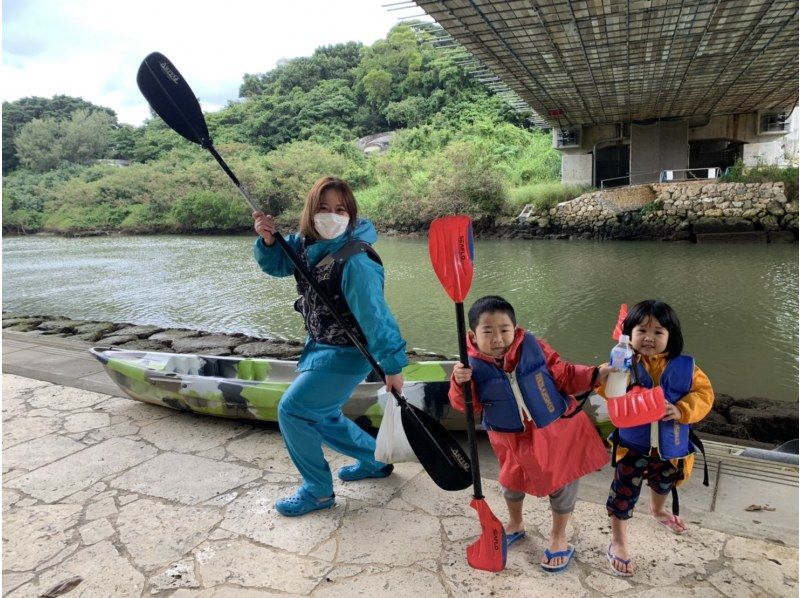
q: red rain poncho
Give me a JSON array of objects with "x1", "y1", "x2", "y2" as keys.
[{"x1": 449, "y1": 328, "x2": 609, "y2": 496}]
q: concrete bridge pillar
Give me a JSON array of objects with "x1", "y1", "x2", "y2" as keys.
[{"x1": 630, "y1": 120, "x2": 689, "y2": 185}]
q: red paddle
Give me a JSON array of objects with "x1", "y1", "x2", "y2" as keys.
[
  {"x1": 611, "y1": 303, "x2": 628, "y2": 341},
  {"x1": 429, "y1": 215, "x2": 506, "y2": 572}
]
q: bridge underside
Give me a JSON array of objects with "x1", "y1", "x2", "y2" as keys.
[{"x1": 413, "y1": 0, "x2": 799, "y2": 128}]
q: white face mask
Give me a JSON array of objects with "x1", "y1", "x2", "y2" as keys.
[{"x1": 313, "y1": 212, "x2": 350, "y2": 239}]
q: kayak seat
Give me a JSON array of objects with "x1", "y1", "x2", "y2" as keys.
[{"x1": 236, "y1": 358, "x2": 269, "y2": 381}]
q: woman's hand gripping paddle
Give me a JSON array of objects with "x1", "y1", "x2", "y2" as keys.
[
  {"x1": 429, "y1": 216, "x2": 506, "y2": 572},
  {"x1": 136, "y1": 52, "x2": 471, "y2": 493},
  {"x1": 607, "y1": 303, "x2": 665, "y2": 428}
]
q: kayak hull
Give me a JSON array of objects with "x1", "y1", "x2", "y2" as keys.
[
  {"x1": 90, "y1": 347, "x2": 464, "y2": 430},
  {"x1": 89, "y1": 347, "x2": 614, "y2": 436}
]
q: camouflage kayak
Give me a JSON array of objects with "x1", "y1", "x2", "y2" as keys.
[
  {"x1": 89, "y1": 347, "x2": 614, "y2": 436},
  {"x1": 89, "y1": 347, "x2": 463, "y2": 430}
]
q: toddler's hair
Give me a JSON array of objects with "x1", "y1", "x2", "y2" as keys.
[
  {"x1": 622, "y1": 299, "x2": 684, "y2": 359},
  {"x1": 467, "y1": 295, "x2": 516, "y2": 330}
]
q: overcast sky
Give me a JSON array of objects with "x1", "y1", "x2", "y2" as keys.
[{"x1": 3, "y1": 0, "x2": 429, "y2": 126}]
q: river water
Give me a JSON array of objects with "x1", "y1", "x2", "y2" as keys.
[{"x1": 3, "y1": 234, "x2": 798, "y2": 402}]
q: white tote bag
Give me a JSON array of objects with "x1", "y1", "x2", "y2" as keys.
[{"x1": 374, "y1": 391, "x2": 418, "y2": 463}]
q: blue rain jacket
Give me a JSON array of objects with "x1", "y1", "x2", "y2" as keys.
[{"x1": 253, "y1": 218, "x2": 408, "y2": 376}]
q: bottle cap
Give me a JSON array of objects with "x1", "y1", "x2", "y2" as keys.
[{"x1": 619, "y1": 334, "x2": 630, "y2": 343}]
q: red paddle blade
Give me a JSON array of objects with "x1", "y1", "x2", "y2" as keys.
[
  {"x1": 466, "y1": 498, "x2": 506, "y2": 572},
  {"x1": 608, "y1": 386, "x2": 666, "y2": 428},
  {"x1": 428, "y1": 216, "x2": 475, "y2": 303},
  {"x1": 611, "y1": 303, "x2": 628, "y2": 340}
]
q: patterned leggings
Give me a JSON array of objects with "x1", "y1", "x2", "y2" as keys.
[{"x1": 606, "y1": 449, "x2": 679, "y2": 520}]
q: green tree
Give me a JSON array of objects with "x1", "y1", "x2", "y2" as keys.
[
  {"x1": 15, "y1": 110, "x2": 115, "y2": 172},
  {"x1": 239, "y1": 42, "x2": 363, "y2": 98},
  {"x1": 384, "y1": 96, "x2": 431, "y2": 128},
  {"x1": 3, "y1": 95, "x2": 117, "y2": 173},
  {"x1": 263, "y1": 141, "x2": 349, "y2": 214},
  {"x1": 361, "y1": 69, "x2": 393, "y2": 110}
]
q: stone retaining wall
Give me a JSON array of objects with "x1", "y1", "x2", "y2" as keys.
[
  {"x1": 509, "y1": 181, "x2": 798, "y2": 241},
  {"x1": 4, "y1": 312, "x2": 796, "y2": 445}
]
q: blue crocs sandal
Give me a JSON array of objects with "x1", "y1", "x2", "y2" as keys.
[
  {"x1": 275, "y1": 488, "x2": 335, "y2": 517},
  {"x1": 505, "y1": 530, "x2": 526, "y2": 548},
  {"x1": 337, "y1": 463, "x2": 394, "y2": 482},
  {"x1": 540, "y1": 544, "x2": 575, "y2": 573}
]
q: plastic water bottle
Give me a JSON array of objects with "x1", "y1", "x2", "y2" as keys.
[{"x1": 606, "y1": 334, "x2": 633, "y2": 398}]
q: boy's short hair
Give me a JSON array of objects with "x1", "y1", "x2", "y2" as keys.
[
  {"x1": 622, "y1": 299, "x2": 684, "y2": 359},
  {"x1": 467, "y1": 295, "x2": 516, "y2": 330}
]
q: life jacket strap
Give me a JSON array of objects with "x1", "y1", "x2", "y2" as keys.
[
  {"x1": 561, "y1": 388, "x2": 591, "y2": 419},
  {"x1": 689, "y1": 429, "x2": 710, "y2": 487},
  {"x1": 672, "y1": 458, "x2": 686, "y2": 516},
  {"x1": 610, "y1": 428, "x2": 620, "y2": 467}
]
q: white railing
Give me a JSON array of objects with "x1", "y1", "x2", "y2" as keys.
[{"x1": 659, "y1": 167, "x2": 722, "y2": 182}]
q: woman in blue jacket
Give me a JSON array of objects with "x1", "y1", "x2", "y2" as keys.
[{"x1": 252, "y1": 176, "x2": 407, "y2": 517}]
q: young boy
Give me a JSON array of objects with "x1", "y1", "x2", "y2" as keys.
[{"x1": 450, "y1": 295, "x2": 612, "y2": 572}]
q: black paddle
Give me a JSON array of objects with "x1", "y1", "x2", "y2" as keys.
[{"x1": 136, "y1": 52, "x2": 471, "y2": 492}]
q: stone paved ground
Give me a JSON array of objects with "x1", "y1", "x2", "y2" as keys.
[{"x1": 3, "y1": 374, "x2": 798, "y2": 597}]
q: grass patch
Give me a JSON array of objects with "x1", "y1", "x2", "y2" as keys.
[
  {"x1": 507, "y1": 182, "x2": 595, "y2": 212},
  {"x1": 640, "y1": 200, "x2": 664, "y2": 215}
]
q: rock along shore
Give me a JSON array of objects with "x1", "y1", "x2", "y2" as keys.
[{"x1": 3, "y1": 312, "x2": 796, "y2": 446}]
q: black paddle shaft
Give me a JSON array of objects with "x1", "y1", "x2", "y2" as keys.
[{"x1": 456, "y1": 302, "x2": 483, "y2": 499}]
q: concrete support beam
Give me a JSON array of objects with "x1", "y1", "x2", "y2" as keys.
[
  {"x1": 630, "y1": 121, "x2": 689, "y2": 185},
  {"x1": 561, "y1": 153, "x2": 593, "y2": 186}
]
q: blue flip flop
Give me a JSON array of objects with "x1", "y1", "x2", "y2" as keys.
[
  {"x1": 540, "y1": 544, "x2": 575, "y2": 572},
  {"x1": 505, "y1": 530, "x2": 526, "y2": 548},
  {"x1": 606, "y1": 543, "x2": 634, "y2": 577},
  {"x1": 275, "y1": 488, "x2": 335, "y2": 517}
]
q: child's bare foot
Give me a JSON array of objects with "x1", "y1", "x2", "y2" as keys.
[
  {"x1": 505, "y1": 518, "x2": 524, "y2": 536},
  {"x1": 607, "y1": 540, "x2": 634, "y2": 576},
  {"x1": 648, "y1": 505, "x2": 687, "y2": 534},
  {"x1": 541, "y1": 533, "x2": 571, "y2": 568}
]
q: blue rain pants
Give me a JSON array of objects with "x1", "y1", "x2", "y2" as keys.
[{"x1": 277, "y1": 369, "x2": 386, "y2": 499}]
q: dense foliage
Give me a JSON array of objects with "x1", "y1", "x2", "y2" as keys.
[
  {"x1": 721, "y1": 159, "x2": 799, "y2": 204},
  {"x1": 2, "y1": 95, "x2": 118, "y2": 174},
  {"x1": 2, "y1": 23, "x2": 576, "y2": 234}
]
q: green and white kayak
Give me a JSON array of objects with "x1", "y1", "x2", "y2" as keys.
[
  {"x1": 89, "y1": 347, "x2": 462, "y2": 430},
  {"x1": 89, "y1": 347, "x2": 613, "y2": 436}
]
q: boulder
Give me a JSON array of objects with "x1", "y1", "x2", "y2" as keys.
[
  {"x1": 113, "y1": 325, "x2": 164, "y2": 338},
  {"x1": 2, "y1": 317, "x2": 44, "y2": 329},
  {"x1": 694, "y1": 411, "x2": 751, "y2": 440},
  {"x1": 172, "y1": 334, "x2": 246, "y2": 353},
  {"x1": 234, "y1": 341, "x2": 303, "y2": 360},
  {"x1": 728, "y1": 404, "x2": 798, "y2": 444},
  {"x1": 116, "y1": 339, "x2": 172, "y2": 352},
  {"x1": 99, "y1": 334, "x2": 140, "y2": 346},
  {"x1": 36, "y1": 319, "x2": 83, "y2": 333},
  {"x1": 74, "y1": 322, "x2": 121, "y2": 342},
  {"x1": 148, "y1": 329, "x2": 203, "y2": 342}
]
